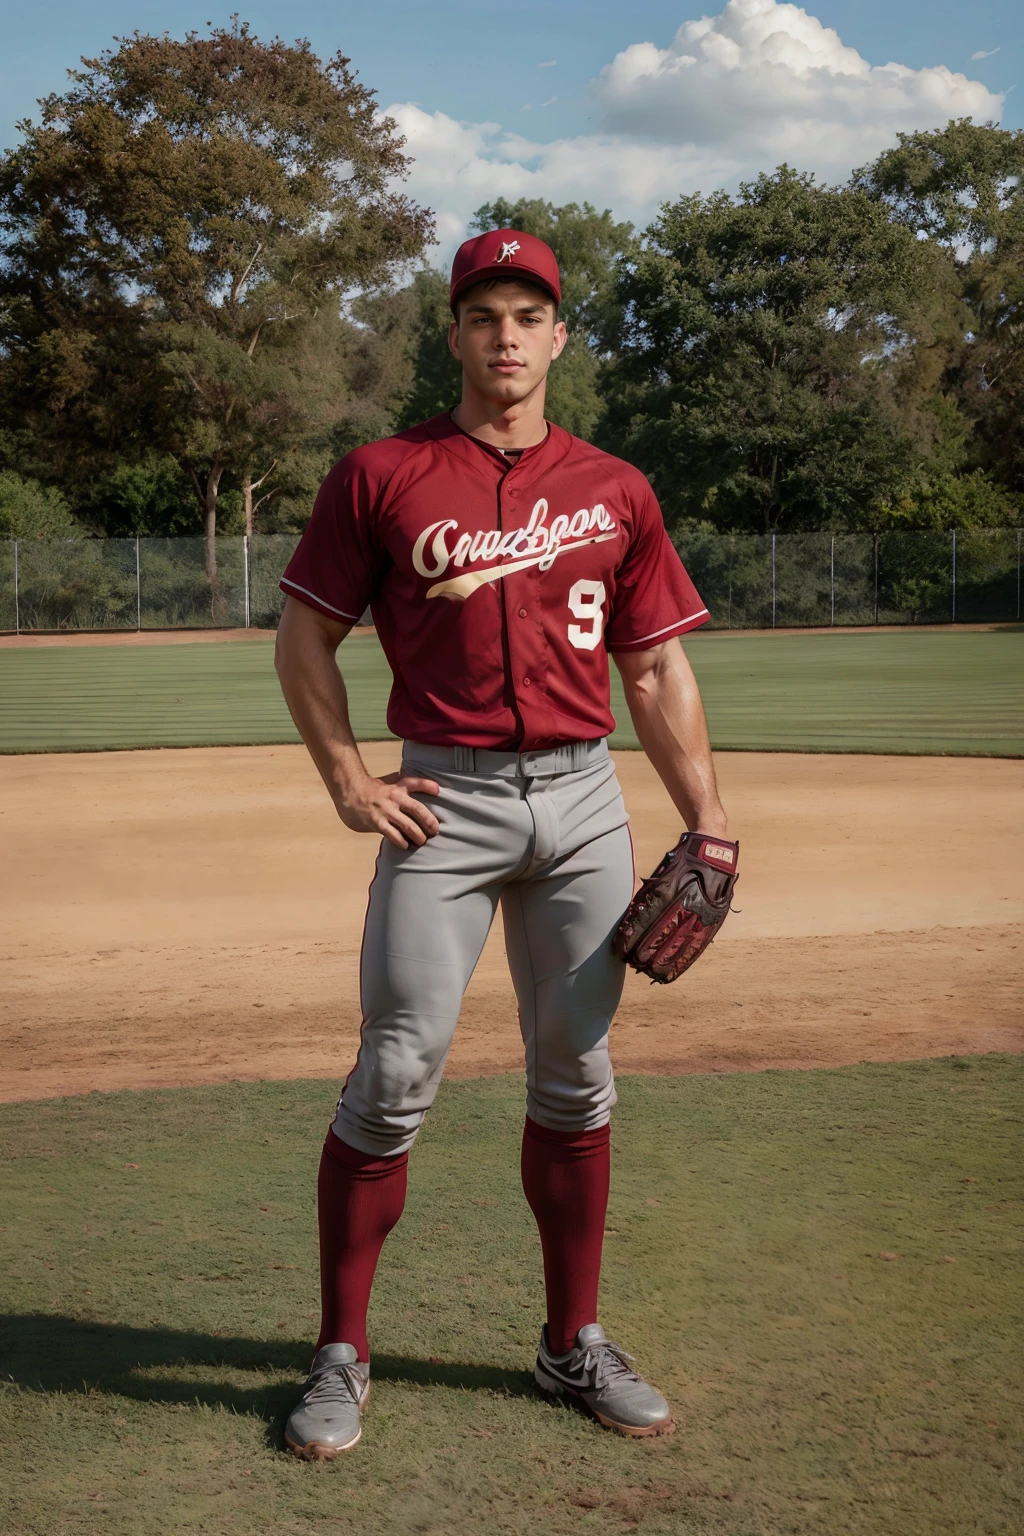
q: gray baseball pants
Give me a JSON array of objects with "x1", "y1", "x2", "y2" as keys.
[{"x1": 333, "y1": 739, "x2": 634, "y2": 1156}]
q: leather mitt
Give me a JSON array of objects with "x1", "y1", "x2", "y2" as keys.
[{"x1": 612, "y1": 832, "x2": 739, "y2": 984}]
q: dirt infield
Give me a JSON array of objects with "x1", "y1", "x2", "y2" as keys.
[{"x1": 1, "y1": 744, "x2": 1021, "y2": 1103}]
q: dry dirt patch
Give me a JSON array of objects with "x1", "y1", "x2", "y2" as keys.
[{"x1": 1, "y1": 745, "x2": 1021, "y2": 1102}]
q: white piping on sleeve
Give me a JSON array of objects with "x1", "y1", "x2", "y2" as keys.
[
  {"x1": 630, "y1": 609, "x2": 709, "y2": 645},
  {"x1": 280, "y1": 577, "x2": 362, "y2": 622}
]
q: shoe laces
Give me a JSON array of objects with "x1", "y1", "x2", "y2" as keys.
[
  {"x1": 305, "y1": 1361, "x2": 364, "y2": 1410},
  {"x1": 581, "y1": 1339, "x2": 641, "y2": 1392}
]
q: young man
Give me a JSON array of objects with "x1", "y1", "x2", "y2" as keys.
[{"x1": 274, "y1": 227, "x2": 728, "y2": 1456}]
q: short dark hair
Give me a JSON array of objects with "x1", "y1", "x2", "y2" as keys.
[{"x1": 453, "y1": 273, "x2": 560, "y2": 322}]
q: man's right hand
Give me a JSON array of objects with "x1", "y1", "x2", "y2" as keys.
[{"x1": 333, "y1": 771, "x2": 441, "y2": 850}]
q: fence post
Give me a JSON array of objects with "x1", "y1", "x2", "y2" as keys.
[
  {"x1": 135, "y1": 536, "x2": 141, "y2": 632},
  {"x1": 873, "y1": 536, "x2": 879, "y2": 626},
  {"x1": 13, "y1": 540, "x2": 19, "y2": 635},
  {"x1": 727, "y1": 538, "x2": 733, "y2": 629},
  {"x1": 951, "y1": 528, "x2": 957, "y2": 624},
  {"x1": 244, "y1": 534, "x2": 251, "y2": 629},
  {"x1": 830, "y1": 535, "x2": 835, "y2": 626},
  {"x1": 771, "y1": 532, "x2": 776, "y2": 629}
]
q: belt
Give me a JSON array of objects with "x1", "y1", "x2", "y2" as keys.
[{"x1": 403, "y1": 739, "x2": 608, "y2": 778}]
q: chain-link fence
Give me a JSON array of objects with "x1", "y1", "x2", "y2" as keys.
[
  {"x1": 674, "y1": 529, "x2": 1023, "y2": 628},
  {"x1": 0, "y1": 529, "x2": 1021, "y2": 632},
  {"x1": 0, "y1": 534, "x2": 301, "y2": 633}
]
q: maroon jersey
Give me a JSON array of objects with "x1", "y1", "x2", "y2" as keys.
[{"x1": 281, "y1": 414, "x2": 709, "y2": 750}]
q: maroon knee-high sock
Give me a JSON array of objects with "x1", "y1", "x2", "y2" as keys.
[
  {"x1": 316, "y1": 1128, "x2": 409, "y2": 1362},
  {"x1": 520, "y1": 1116, "x2": 611, "y2": 1356}
]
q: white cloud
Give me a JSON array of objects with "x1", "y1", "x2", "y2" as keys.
[
  {"x1": 393, "y1": 103, "x2": 733, "y2": 204},
  {"x1": 391, "y1": 101, "x2": 737, "y2": 252},
  {"x1": 595, "y1": 0, "x2": 1001, "y2": 170},
  {"x1": 538, "y1": 60, "x2": 557, "y2": 68},
  {"x1": 969, "y1": 47, "x2": 1000, "y2": 62},
  {"x1": 388, "y1": 1, "x2": 1004, "y2": 257}
]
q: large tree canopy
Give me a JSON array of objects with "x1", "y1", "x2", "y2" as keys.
[
  {"x1": 599, "y1": 168, "x2": 945, "y2": 533},
  {"x1": 857, "y1": 120, "x2": 1024, "y2": 499},
  {"x1": 0, "y1": 20, "x2": 433, "y2": 568},
  {"x1": 0, "y1": 64, "x2": 1020, "y2": 546}
]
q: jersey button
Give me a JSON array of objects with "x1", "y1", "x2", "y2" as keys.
[
  {"x1": 523, "y1": 676, "x2": 532, "y2": 686},
  {"x1": 518, "y1": 607, "x2": 527, "y2": 618}
]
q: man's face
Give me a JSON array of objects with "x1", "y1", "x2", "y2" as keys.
[{"x1": 449, "y1": 281, "x2": 567, "y2": 406}]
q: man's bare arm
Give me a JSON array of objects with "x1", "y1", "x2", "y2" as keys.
[
  {"x1": 614, "y1": 638, "x2": 727, "y2": 837},
  {"x1": 274, "y1": 596, "x2": 440, "y2": 850}
]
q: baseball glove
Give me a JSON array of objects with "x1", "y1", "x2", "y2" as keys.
[{"x1": 612, "y1": 832, "x2": 739, "y2": 984}]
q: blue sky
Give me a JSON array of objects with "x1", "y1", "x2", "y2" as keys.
[{"x1": 2, "y1": 2, "x2": 1020, "y2": 249}]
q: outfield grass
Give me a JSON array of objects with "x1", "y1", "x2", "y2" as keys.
[
  {"x1": 1, "y1": 1059, "x2": 1020, "y2": 1535},
  {"x1": 0, "y1": 628, "x2": 1021, "y2": 755}
]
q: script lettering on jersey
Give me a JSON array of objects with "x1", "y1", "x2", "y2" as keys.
[{"x1": 411, "y1": 499, "x2": 619, "y2": 603}]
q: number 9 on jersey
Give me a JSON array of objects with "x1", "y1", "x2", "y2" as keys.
[{"x1": 567, "y1": 579, "x2": 607, "y2": 651}]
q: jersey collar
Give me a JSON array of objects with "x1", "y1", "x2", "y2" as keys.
[{"x1": 420, "y1": 411, "x2": 574, "y2": 485}]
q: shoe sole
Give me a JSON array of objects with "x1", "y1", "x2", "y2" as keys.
[
  {"x1": 284, "y1": 1383, "x2": 369, "y2": 1459},
  {"x1": 285, "y1": 1426, "x2": 361, "y2": 1459},
  {"x1": 534, "y1": 1363, "x2": 676, "y2": 1439}
]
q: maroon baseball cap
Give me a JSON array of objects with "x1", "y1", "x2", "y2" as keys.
[{"x1": 449, "y1": 227, "x2": 561, "y2": 312}]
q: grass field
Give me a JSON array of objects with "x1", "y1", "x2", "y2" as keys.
[
  {"x1": 1, "y1": 1059, "x2": 1020, "y2": 1536},
  {"x1": 0, "y1": 627, "x2": 1021, "y2": 756}
]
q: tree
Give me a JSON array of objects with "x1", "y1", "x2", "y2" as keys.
[
  {"x1": 0, "y1": 20, "x2": 433, "y2": 572},
  {"x1": 67, "y1": 453, "x2": 194, "y2": 536},
  {"x1": 0, "y1": 471, "x2": 78, "y2": 539},
  {"x1": 365, "y1": 269, "x2": 459, "y2": 432},
  {"x1": 857, "y1": 120, "x2": 1024, "y2": 498},
  {"x1": 880, "y1": 467, "x2": 1020, "y2": 531},
  {"x1": 238, "y1": 303, "x2": 416, "y2": 532},
  {"x1": 855, "y1": 118, "x2": 1023, "y2": 249},
  {"x1": 599, "y1": 168, "x2": 931, "y2": 533}
]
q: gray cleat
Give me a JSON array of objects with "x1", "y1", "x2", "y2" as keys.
[
  {"x1": 534, "y1": 1323, "x2": 675, "y2": 1437},
  {"x1": 284, "y1": 1343, "x2": 370, "y2": 1459}
]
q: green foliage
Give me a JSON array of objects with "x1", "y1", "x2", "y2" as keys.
[
  {"x1": 858, "y1": 121, "x2": 1024, "y2": 498},
  {"x1": 235, "y1": 304, "x2": 415, "y2": 532},
  {"x1": 599, "y1": 168, "x2": 929, "y2": 532},
  {"x1": 367, "y1": 269, "x2": 461, "y2": 432},
  {"x1": 880, "y1": 469, "x2": 1022, "y2": 531},
  {"x1": 0, "y1": 20, "x2": 433, "y2": 553},
  {"x1": 0, "y1": 470, "x2": 78, "y2": 538},
  {"x1": 542, "y1": 331, "x2": 604, "y2": 439},
  {"x1": 70, "y1": 453, "x2": 196, "y2": 537},
  {"x1": 855, "y1": 117, "x2": 1024, "y2": 249},
  {"x1": 0, "y1": 1061, "x2": 1020, "y2": 1534},
  {"x1": 1, "y1": 59, "x2": 1021, "y2": 539}
]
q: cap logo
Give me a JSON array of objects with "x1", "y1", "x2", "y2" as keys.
[{"x1": 496, "y1": 239, "x2": 520, "y2": 263}]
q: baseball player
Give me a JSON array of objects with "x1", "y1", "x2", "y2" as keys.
[{"x1": 274, "y1": 227, "x2": 730, "y2": 1456}]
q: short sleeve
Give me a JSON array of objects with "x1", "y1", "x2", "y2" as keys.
[
  {"x1": 604, "y1": 483, "x2": 710, "y2": 651},
  {"x1": 280, "y1": 453, "x2": 387, "y2": 623}
]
